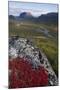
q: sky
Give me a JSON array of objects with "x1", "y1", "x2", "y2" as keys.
[{"x1": 8, "y1": 1, "x2": 58, "y2": 17}]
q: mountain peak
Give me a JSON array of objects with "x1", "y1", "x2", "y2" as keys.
[{"x1": 19, "y1": 12, "x2": 32, "y2": 18}]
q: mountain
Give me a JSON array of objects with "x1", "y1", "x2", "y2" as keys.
[
  {"x1": 9, "y1": 12, "x2": 58, "y2": 25},
  {"x1": 19, "y1": 12, "x2": 32, "y2": 18},
  {"x1": 18, "y1": 12, "x2": 35, "y2": 22},
  {"x1": 38, "y1": 13, "x2": 58, "y2": 25},
  {"x1": 9, "y1": 15, "x2": 15, "y2": 20}
]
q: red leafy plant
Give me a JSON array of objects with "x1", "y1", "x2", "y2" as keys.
[{"x1": 9, "y1": 57, "x2": 48, "y2": 88}]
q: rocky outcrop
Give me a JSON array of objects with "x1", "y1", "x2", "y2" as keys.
[{"x1": 9, "y1": 36, "x2": 58, "y2": 87}]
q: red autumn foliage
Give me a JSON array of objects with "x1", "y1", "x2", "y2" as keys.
[{"x1": 9, "y1": 57, "x2": 48, "y2": 88}]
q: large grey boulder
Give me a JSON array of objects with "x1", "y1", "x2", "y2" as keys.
[{"x1": 9, "y1": 36, "x2": 58, "y2": 86}]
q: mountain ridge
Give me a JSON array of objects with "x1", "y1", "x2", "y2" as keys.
[{"x1": 9, "y1": 12, "x2": 58, "y2": 25}]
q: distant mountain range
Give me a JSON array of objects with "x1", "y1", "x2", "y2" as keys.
[{"x1": 9, "y1": 12, "x2": 58, "y2": 25}]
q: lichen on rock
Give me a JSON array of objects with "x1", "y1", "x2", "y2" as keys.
[{"x1": 9, "y1": 36, "x2": 58, "y2": 88}]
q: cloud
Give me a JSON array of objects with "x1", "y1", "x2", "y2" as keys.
[{"x1": 9, "y1": 7, "x2": 48, "y2": 17}]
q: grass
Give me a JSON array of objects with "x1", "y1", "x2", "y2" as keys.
[
  {"x1": 33, "y1": 37, "x2": 58, "y2": 76},
  {"x1": 9, "y1": 20, "x2": 58, "y2": 76}
]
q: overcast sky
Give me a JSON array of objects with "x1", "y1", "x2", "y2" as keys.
[{"x1": 8, "y1": 1, "x2": 58, "y2": 17}]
